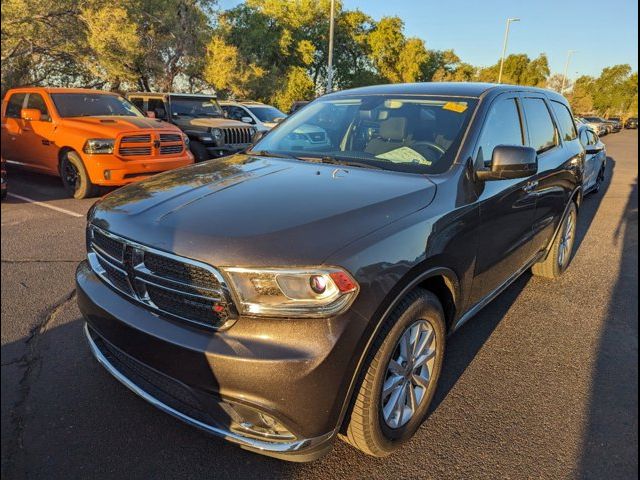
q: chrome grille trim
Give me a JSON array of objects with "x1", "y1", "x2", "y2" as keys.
[
  {"x1": 160, "y1": 145, "x2": 183, "y2": 155},
  {"x1": 159, "y1": 133, "x2": 182, "y2": 143},
  {"x1": 87, "y1": 225, "x2": 237, "y2": 329},
  {"x1": 120, "y1": 147, "x2": 152, "y2": 156},
  {"x1": 121, "y1": 135, "x2": 152, "y2": 143}
]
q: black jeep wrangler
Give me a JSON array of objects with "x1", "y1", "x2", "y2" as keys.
[{"x1": 127, "y1": 92, "x2": 256, "y2": 162}]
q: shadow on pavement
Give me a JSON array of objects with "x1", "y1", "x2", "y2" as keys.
[{"x1": 578, "y1": 176, "x2": 638, "y2": 479}]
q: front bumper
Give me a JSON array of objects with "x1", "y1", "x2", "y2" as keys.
[
  {"x1": 76, "y1": 261, "x2": 365, "y2": 461},
  {"x1": 205, "y1": 145, "x2": 250, "y2": 158},
  {"x1": 83, "y1": 152, "x2": 194, "y2": 186}
]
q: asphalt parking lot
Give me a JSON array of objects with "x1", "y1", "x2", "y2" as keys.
[{"x1": 1, "y1": 130, "x2": 637, "y2": 479}]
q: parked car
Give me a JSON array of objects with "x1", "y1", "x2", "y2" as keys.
[
  {"x1": 289, "y1": 100, "x2": 310, "y2": 114},
  {"x1": 219, "y1": 101, "x2": 287, "y2": 132},
  {"x1": 578, "y1": 125, "x2": 606, "y2": 193},
  {"x1": 127, "y1": 92, "x2": 256, "y2": 162},
  {"x1": 77, "y1": 83, "x2": 584, "y2": 462},
  {"x1": 0, "y1": 88, "x2": 193, "y2": 198},
  {"x1": 578, "y1": 116, "x2": 608, "y2": 136},
  {"x1": 582, "y1": 116, "x2": 615, "y2": 134},
  {"x1": 1, "y1": 158, "x2": 6, "y2": 200},
  {"x1": 603, "y1": 117, "x2": 622, "y2": 133},
  {"x1": 624, "y1": 117, "x2": 638, "y2": 129}
]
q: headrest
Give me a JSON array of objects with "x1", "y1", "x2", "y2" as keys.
[{"x1": 379, "y1": 117, "x2": 407, "y2": 141}]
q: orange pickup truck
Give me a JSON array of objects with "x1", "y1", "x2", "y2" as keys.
[{"x1": 1, "y1": 87, "x2": 193, "y2": 198}]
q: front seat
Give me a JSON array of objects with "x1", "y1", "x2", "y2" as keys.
[{"x1": 364, "y1": 117, "x2": 407, "y2": 156}]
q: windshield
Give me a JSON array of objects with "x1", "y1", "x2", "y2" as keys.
[
  {"x1": 251, "y1": 95, "x2": 477, "y2": 174},
  {"x1": 51, "y1": 93, "x2": 142, "y2": 118},
  {"x1": 247, "y1": 106, "x2": 286, "y2": 123},
  {"x1": 170, "y1": 96, "x2": 222, "y2": 117}
]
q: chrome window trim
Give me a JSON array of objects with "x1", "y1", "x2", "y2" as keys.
[{"x1": 87, "y1": 225, "x2": 237, "y2": 330}]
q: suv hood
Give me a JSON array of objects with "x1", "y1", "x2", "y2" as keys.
[
  {"x1": 60, "y1": 116, "x2": 178, "y2": 136},
  {"x1": 177, "y1": 117, "x2": 251, "y2": 129},
  {"x1": 90, "y1": 155, "x2": 437, "y2": 266}
]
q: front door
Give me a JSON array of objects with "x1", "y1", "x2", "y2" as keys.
[
  {"x1": 469, "y1": 93, "x2": 538, "y2": 306},
  {"x1": 21, "y1": 93, "x2": 58, "y2": 174}
]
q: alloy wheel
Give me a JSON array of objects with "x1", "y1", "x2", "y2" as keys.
[
  {"x1": 558, "y1": 210, "x2": 576, "y2": 268},
  {"x1": 62, "y1": 160, "x2": 79, "y2": 191},
  {"x1": 381, "y1": 320, "x2": 437, "y2": 429}
]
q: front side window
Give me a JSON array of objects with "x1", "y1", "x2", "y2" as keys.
[
  {"x1": 129, "y1": 97, "x2": 144, "y2": 111},
  {"x1": 51, "y1": 93, "x2": 142, "y2": 118},
  {"x1": 224, "y1": 105, "x2": 248, "y2": 121},
  {"x1": 148, "y1": 98, "x2": 167, "y2": 117},
  {"x1": 476, "y1": 97, "x2": 524, "y2": 166},
  {"x1": 247, "y1": 106, "x2": 286, "y2": 123},
  {"x1": 170, "y1": 96, "x2": 222, "y2": 118},
  {"x1": 522, "y1": 98, "x2": 558, "y2": 154},
  {"x1": 252, "y1": 95, "x2": 478, "y2": 175},
  {"x1": 551, "y1": 100, "x2": 577, "y2": 141},
  {"x1": 26, "y1": 93, "x2": 50, "y2": 121},
  {"x1": 5, "y1": 93, "x2": 26, "y2": 118}
]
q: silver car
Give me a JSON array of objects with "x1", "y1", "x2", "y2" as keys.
[
  {"x1": 220, "y1": 101, "x2": 287, "y2": 132},
  {"x1": 578, "y1": 124, "x2": 607, "y2": 194}
]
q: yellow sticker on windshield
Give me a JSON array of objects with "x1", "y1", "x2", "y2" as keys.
[{"x1": 442, "y1": 102, "x2": 468, "y2": 113}]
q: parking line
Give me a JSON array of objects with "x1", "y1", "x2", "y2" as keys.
[{"x1": 7, "y1": 193, "x2": 84, "y2": 218}]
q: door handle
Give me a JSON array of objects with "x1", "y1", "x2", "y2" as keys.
[{"x1": 522, "y1": 180, "x2": 539, "y2": 193}]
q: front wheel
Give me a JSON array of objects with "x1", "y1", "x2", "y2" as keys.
[
  {"x1": 60, "y1": 151, "x2": 99, "y2": 199},
  {"x1": 341, "y1": 289, "x2": 446, "y2": 457},
  {"x1": 189, "y1": 141, "x2": 210, "y2": 163},
  {"x1": 532, "y1": 202, "x2": 577, "y2": 279}
]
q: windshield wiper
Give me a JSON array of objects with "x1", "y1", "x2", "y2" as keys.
[
  {"x1": 248, "y1": 150, "x2": 299, "y2": 160},
  {"x1": 310, "y1": 156, "x2": 384, "y2": 170}
]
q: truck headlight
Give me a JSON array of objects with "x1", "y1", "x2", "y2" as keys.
[
  {"x1": 221, "y1": 267, "x2": 359, "y2": 318},
  {"x1": 83, "y1": 139, "x2": 115, "y2": 154},
  {"x1": 210, "y1": 128, "x2": 223, "y2": 145}
]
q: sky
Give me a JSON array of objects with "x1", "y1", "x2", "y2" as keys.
[{"x1": 218, "y1": 0, "x2": 639, "y2": 80}]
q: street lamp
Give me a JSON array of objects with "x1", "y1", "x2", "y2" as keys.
[
  {"x1": 561, "y1": 50, "x2": 577, "y2": 94},
  {"x1": 326, "y1": 0, "x2": 336, "y2": 93},
  {"x1": 498, "y1": 18, "x2": 520, "y2": 84}
]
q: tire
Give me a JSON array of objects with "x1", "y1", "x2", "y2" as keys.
[
  {"x1": 60, "y1": 151, "x2": 99, "y2": 199},
  {"x1": 532, "y1": 201, "x2": 578, "y2": 279},
  {"x1": 341, "y1": 289, "x2": 446, "y2": 457},
  {"x1": 189, "y1": 141, "x2": 210, "y2": 163}
]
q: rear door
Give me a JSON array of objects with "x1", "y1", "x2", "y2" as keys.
[
  {"x1": 21, "y1": 93, "x2": 58, "y2": 173},
  {"x1": 1, "y1": 92, "x2": 28, "y2": 164},
  {"x1": 469, "y1": 92, "x2": 539, "y2": 305},
  {"x1": 524, "y1": 96, "x2": 582, "y2": 253}
]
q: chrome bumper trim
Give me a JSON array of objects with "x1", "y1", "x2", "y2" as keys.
[{"x1": 83, "y1": 323, "x2": 333, "y2": 456}]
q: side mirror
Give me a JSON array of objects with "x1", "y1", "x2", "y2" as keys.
[
  {"x1": 477, "y1": 145, "x2": 538, "y2": 181},
  {"x1": 21, "y1": 108, "x2": 42, "y2": 122},
  {"x1": 585, "y1": 145, "x2": 603, "y2": 155},
  {"x1": 241, "y1": 116, "x2": 254, "y2": 124},
  {"x1": 273, "y1": 117, "x2": 285, "y2": 124}
]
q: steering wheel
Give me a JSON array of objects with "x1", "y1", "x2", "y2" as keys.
[{"x1": 410, "y1": 141, "x2": 447, "y2": 164}]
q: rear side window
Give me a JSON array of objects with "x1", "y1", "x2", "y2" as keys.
[
  {"x1": 26, "y1": 93, "x2": 50, "y2": 121},
  {"x1": 522, "y1": 98, "x2": 557, "y2": 154},
  {"x1": 476, "y1": 98, "x2": 524, "y2": 165},
  {"x1": 551, "y1": 101, "x2": 577, "y2": 141},
  {"x1": 5, "y1": 93, "x2": 26, "y2": 118}
]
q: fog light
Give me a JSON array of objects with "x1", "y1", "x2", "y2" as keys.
[
  {"x1": 103, "y1": 170, "x2": 111, "y2": 180},
  {"x1": 223, "y1": 401, "x2": 295, "y2": 440}
]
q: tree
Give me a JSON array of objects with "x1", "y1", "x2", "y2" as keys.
[
  {"x1": 567, "y1": 75, "x2": 595, "y2": 114},
  {"x1": 546, "y1": 73, "x2": 568, "y2": 93},
  {"x1": 477, "y1": 53, "x2": 550, "y2": 86}
]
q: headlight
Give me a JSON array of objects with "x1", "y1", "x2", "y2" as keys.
[
  {"x1": 221, "y1": 267, "x2": 359, "y2": 318},
  {"x1": 210, "y1": 128, "x2": 223, "y2": 144},
  {"x1": 182, "y1": 133, "x2": 190, "y2": 146},
  {"x1": 83, "y1": 139, "x2": 115, "y2": 154}
]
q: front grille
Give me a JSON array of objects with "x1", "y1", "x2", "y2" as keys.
[
  {"x1": 117, "y1": 132, "x2": 185, "y2": 157},
  {"x1": 120, "y1": 147, "x2": 152, "y2": 156},
  {"x1": 159, "y1": 133, "x2": 182, "y2": 143},
  {"x1": 87, "y1": 226, "x2": 234, "y2": 329},
  {"x1": 222, "y1": 127, "x2": 253, "y2": 146},
  {"x1": 160, "y1": 145, "x2": 183, "y2": 155},
  {"x1": 121, "y1": 135, "x2": 151, "y2": 143}
]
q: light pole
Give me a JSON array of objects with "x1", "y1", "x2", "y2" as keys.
[
  {"x1": 498, "y1": 18, "x2": 520, "y2": 84},
  {"x1": 561, "y1": 50, "x2": 577, "y2": 94},
  {"x1": 326, "y1": 0, "x2": 336, "y2": 93}
]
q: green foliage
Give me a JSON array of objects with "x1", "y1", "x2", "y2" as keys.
[
  {"x1": 478, "y1": 53, "x2": 549, "y2": 86},
  {"x1": 567, "y1": 67, "x2": 637, "y2": 117}
]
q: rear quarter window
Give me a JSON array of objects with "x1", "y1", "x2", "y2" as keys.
[
  {"x1": 522, "y1": 98, "x2": 558, "y2": 154},
  {"x1": 551, "y1": 101, "x2": 578, "y2": 141}
]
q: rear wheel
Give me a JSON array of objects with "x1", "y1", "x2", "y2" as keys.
[
  {"x1": 60, "y1": 151, "x2": 99, "y2": 199},
  {"x1": 341, "y1": 289, "x2": 446, "y2": 457},
  {"x1": 532, "y1": 202, "x2": 577, "y2": 279}
]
